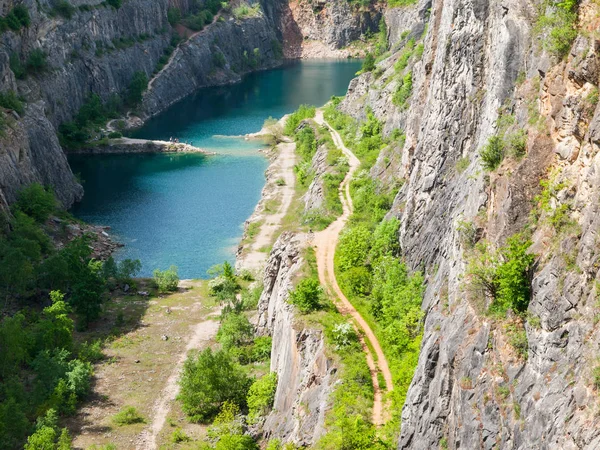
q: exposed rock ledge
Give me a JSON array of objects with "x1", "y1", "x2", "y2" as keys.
[
  {"x1": 69, "y1": 138, "x2": 215, "y2": 155},
  {"x1": 254, "y1": 232, "x2": 336, "y2": 447}
]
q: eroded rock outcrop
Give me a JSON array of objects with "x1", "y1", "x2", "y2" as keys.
[
  {"x1": 256, "y1": 232, "x2": 336, "y2": 446},
  {"x1": 332, "y1": 0, "x2": 600, "y2": 448}
]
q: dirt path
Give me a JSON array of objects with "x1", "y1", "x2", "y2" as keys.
[
  {"x1": 238, "y1": 139, "x2": 296, "y2": 272},
  {"x1": 136, "y1": 314, "x2": 220, "y2": 450},
  {"x1": 313, "y1": 110, "x2": 394, "y2": 426}
]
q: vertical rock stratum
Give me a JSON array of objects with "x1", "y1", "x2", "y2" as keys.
[{"x1": 334, "y1": 0, "x2": 600, "y2": 448}]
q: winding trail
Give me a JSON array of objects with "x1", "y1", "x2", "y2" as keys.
[
  {"x1": 313, "y1": 111, "x2": 393, "y2": 426},
  {"x1": 136, "y1": 312, "x2": 220, "y2": 450}
]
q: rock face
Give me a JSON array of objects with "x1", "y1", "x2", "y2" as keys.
[
  {"x1": 256, "y1": 232, "x2": 336, "y2": 446},
  {"x1": 0, "y1": 0, "x2": 292, "y2": 208},
  {"x1": 287, "y1": 0, "x2": 381, "y2": 57},
  {"x1": 335, "y1": 0, "x2": 600, "y2": 448},
  {"x1": 0, "y1": 101, "x2": 82, "y2": 211},
  {"x1": 142, "y1": 14, "x2": 283, "y2": 119}
]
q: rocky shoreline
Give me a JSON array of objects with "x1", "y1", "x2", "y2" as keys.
[{"x1": 69, "y1": 138, "x2": 216, "y2": 155}]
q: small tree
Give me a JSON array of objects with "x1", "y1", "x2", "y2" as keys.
[
  {"x1": 153, "y1": 266, "x2": 179, "y2": 293},
  {"x1": 480, "y1": 135, "x2": 505, "y2": 171},
  {"x1": 15, "y1": 183, "x2": 56, "y2": 223},
  {"x1": 178, "y1": 348, "x2": 251, "y2": 422},
  {"x1": 247, "y1": 372, "x2": 277, "y2": 423},
  {"x1": 288, "y1": 278, "x2": 323, "y2": 313}
]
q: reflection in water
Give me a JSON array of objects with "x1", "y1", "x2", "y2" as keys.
[{"x1": 70, "y1": 59, "x2": 362, "y2": 278}]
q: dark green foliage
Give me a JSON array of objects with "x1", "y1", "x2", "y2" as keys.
[
  {"x1": 360, "y1": 53, "x2": 375, "y2": 73},
  {"x1": 103, "y1": 257, "x2": 141, "y2": 289},
  {"x1": 392, "y1": 71, "x2": 413, "y2": 109},
  {"x1": 108, "y1": 131, "x2": 122, "y2": 138},
  {"x1": 126, "y1": 71, "x2": 148, "y2": 106},
  {"x1": 535, "y1": 0, "x2": 579, "y2": 58},
  {"x1": 106, "y1": 0, "x2": 122, "y2": 9},
  {"x1": 467, "y1": 234, "x2": 535, "y2": 315},
  {"x1": 0, "y1": 90, "x2": 24, "y2": 115},
  {"x1": 216, "y1": 312, "x2": 254, "y2": 351},
  {"x1": 1, "y1": 5, "x2": 30, "y2": 32},
  {"x1": 9, "y1": 52, "x2": 25, "y2": 79},
  {"x1": 53, "y1": 0, "x2": 76, "y2": 19},
  {"x1": 12, "y1": 5, "x2": 30, "y2": 27},
  {"x1": 168, "y1": 7, "x2": 182, "y2": 26},
  {"x1": 288, "y1": 278, "x2": 323, "y2": 313},
  {"x1": 0, "y1": 290, "x2": 91, "y2": 448},
  {"x1": 26, "y1": 49, "x2": 48, "y2": 74},
  {"x1": 284, "y1": 104, "x2": 316, "y2": 136},
  {"x1": 213, "y1": 51, "x2": 226, "y2": 68},
  {"x1": 480, "y1": 135, "x2": 505, "y2": 171},
  {"x1": 153, "y1": 265, "x2": 179, "y2": 293},
  {"x1": 178, "y1": 348, "x2": 252, "y2": 422},
  {"x1": 15, "y1": 183, "x2": 57, "y2": 223}
]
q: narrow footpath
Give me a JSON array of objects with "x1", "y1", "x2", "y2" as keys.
[{"x1": 313, "y1": 110, "x2": 393, "y2": 426}]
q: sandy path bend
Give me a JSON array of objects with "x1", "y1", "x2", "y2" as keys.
[
  {"x1": 136, "y1": 316, "x2": 220, "y2": 450},
  {"x1": 313, "y1": 111, "x2": 393, "y2": 426}
]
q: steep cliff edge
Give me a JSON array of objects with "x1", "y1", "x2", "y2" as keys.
[
  {"x1": 334, "y1": 0, "x2": 600, "y2": 448},
  {"x1": 255, "y1": 231, "x2": 336, "y2": 446},
  {"x1": 287, "y1": 0, "x2": 382, "y2": 57}
]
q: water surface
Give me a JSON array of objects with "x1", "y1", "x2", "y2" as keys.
[{"x1": 69, "y1": 59, "x2": 362, "y2": 278}]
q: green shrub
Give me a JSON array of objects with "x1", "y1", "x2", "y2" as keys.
[
  {"x1": 216, "y1": 312, "x2": 254, "y2": 351},
  {"x1": 15, "y1": 183, "x2": 57, "y2": 223},
  {"x1": 170, "y1": 428, "x2": 190, "y2": 443},
  {"x1": 251, "y1": 336, "x2": 272, "y2": 361},
  {"x1": 505, "y1": 321, "x2": 528, "y2": 359},
  {"x1": 112, "y1": 406, "x2": 146, "y2": 425},
  {"x1": 26, "y1": 49, "x2": 48, "y2": 74},
  {"x1": 53, "y1": 0, "x2": 76, "y2": 19},
  {"x1": 284, "y1": 104, "x2": 316, "y2": 136},
  {"x1": 0, "y1": 90, "x2": 24, "y2": 115},
  {"x1": 288, "y1": 278, "x2": 323, "y2": 313},
  {"x1": 106, "y1": 0, "x2": 122, "y2": 9},
  {"x1": 480, "y1": 135, "x2": 505, "y2": 171},
  {"x1": 247, "y1": 372, "x2": 277, "y2": 422},
  {"x1": 153, "y1": 265, "x2": 179, "y2": 293},
  {"x1": 78, "y1": 339, "x2": 104, "y2": 363},
  {"x1": 535, "y1": 0, "x2": 578, "y2": 58},
  {"x1": 108, "y1": 131, "x2": 122, "y2": 138},
  {"x1": 593, "y1": 366, "x2": 600, "y2": 390},
  {"x1": 167, "y1": 7, "x2": 181, "y2": 26},
  {"x1": 392, "y1": 71, "x2": 413, "y2": 109},
  {"x1": 178, "y1": 348, "x2": 251, "y2": 422},
  {"x1": 213, "y1": 51, "x2": 226, "y2": 68},
  {"x1": 9, "y1": 52, "x2": 25, "y2": 79},
  {"x1": 126, "y1": 71, "x2": 148, "y2": 106},
  {"x1": 359, "y1": 53, "x2": 375, "y2": 73},
  {"x1": 467, "y1": 234, "x2": 535, "y2": 315}
]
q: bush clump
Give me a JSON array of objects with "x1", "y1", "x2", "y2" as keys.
[
  {"x1": 112, "y1": 406, "x2": 146, "y2": 425},
  {"x1": 283, "y1": 104, "x2": 316, "y2": 136},
  {"x1": 480, "y1": 135, "x2": 505, "y2": 171},
  {"x1": 153, "y1": 265, "x2": 179, "y2": 293},
  {"x1": 288, "y1": 278, "x2": 324, "y2": 313},
  {"x1": 247, "y1": 372, "x2": 277, "y2": 423},
  {"x1": 178, "y1": 348, "x2": 251, "y2": 422}
]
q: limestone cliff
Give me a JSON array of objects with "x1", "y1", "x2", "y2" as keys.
[
  {"x1": 255, "y1": 232, "x2": 336, "y2": 446},
  {"x1": 0, "y1": 0, "x2": 288, "y2": 209},
  {"x1": 335, "y1": 0, "x2": 600, "y2": 448},
  {"x1": 287, "y1": 0, "x2": 381, "y2": 57}
]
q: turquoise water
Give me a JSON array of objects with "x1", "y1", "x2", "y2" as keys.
[{"x1": 69, "y1": 59, "x2": 361, "y2": 278}]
